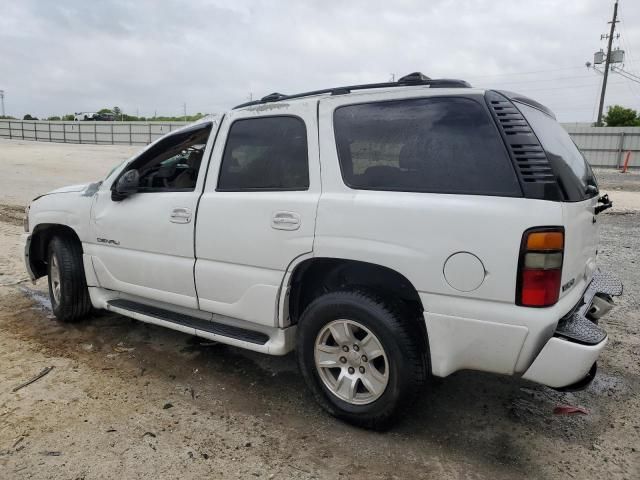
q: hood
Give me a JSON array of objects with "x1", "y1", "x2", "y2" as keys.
[
  {"x1": 48, "y1": 183, "x2": 90, "y2": 194},
  {"x1": 32, "y1": 182, "x2": 102, "y2": 203}
]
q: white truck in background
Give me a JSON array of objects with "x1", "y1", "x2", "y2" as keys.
[{"x1": 74, "y1": 112, "x2": 96, "y2": 121}]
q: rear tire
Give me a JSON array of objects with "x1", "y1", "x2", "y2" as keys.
[
  {"x1": 47, "y1": 236, "x2": 91, "y2": 322},
  {"x1": 296, "y1": 290, "x2": 428, "y2": 430}
]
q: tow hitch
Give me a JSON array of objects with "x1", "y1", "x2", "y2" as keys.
[{"x1": 554, "y1": 271, "x2": 623, "y2": 345}]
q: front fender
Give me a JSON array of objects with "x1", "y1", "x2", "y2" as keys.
[
  {"x1": 28, "y1": 192, "x2": 94, "y2": 243},
  {"x1": 26, "y1": 191, "x2": 95, "y2": 279}
]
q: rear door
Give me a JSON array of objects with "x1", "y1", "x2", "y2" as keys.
[
  {"x1": 516, "y1": 102, "x2": 600, "y2": 297},
  {"x1": 194, "y1": 101, "x2": 320, "y2": 327}
]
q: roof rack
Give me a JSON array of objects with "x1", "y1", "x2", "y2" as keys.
[{"x1": 233, "y1": 72, "x2": 471, "y2": 109}]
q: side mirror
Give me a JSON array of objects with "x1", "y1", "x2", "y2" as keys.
[{"x1": 112, "y1": 169, "x2": 140, "y2": 201}]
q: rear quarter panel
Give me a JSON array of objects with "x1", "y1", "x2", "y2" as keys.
[{"x1": 316, "y1": 90, "x2": 580, "y2": 377}]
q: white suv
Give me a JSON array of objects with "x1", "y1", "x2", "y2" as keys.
[{"x1": 24, "y1": 73, "x2": 622, "y2": 429}]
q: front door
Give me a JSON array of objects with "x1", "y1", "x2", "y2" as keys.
[
  {"x1": 195, "y1": 103, "x2": 321, "y2": 326},
  {"x1": 87, "y1": 120, "x2": 218, "y2": 309}
]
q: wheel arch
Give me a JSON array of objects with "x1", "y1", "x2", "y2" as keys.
[
  {"x1": 28, "y1": 223, "x2": 83, "y2": 279},
  {"x1": 287, "y1": 257, "x2": 425, "y2": 326}
]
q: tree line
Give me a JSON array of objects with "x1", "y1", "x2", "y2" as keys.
[
  {"x1": 2, "y1": 104, "x2": 639, "y2": 126},
  {"x1": 0, "y1": 106, "x2": 209, "y2": 122}
]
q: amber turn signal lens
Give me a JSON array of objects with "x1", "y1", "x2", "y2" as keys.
[{"x1": 526, "y1": 231, "x2": 564, "y2": 250}]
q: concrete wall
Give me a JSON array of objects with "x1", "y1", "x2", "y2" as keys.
[{"x1": 1, "y1": 119, "x2": 638, "y2": 168}]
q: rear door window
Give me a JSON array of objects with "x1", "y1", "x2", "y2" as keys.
[
  {"x1": 333, "y1": 97, "x2": 521, "y2": 196},
  {"x1": 217, "y1": 116, "x2": 309, "y2": 191},
  {"x1": 515, "y1": 102, "x2": 598, "y2": 201}
]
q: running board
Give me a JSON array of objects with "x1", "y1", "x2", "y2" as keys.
[{"x1": 107, "y1": 299, "x2": 269, "y2": 345}]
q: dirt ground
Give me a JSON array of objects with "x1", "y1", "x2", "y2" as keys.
[
  {"x1": 0, "y1": 140, "x2": 639, "y2": 479},
  {"x1": 0, "y1": 139, "x2": 137, "y2": 206}
]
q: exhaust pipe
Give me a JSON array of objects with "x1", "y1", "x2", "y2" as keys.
[{"x1": 587, "y1": 293, "x2": 615, "y2": 321}]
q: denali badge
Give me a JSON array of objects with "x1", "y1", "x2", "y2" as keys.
[
  {"x1": 97, "y1": 238, "x2": 120, "y2": 246},
  {"x1": 562, "y1": 278, "x2": 575, "y2": 292}
]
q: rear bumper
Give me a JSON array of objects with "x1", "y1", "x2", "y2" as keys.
[
  {"x1": 522, "y1": 271, "x2": 623, "y2": 389},
  {"x1": 522, "y1": 337, "x2": 606, "y2": 389}
]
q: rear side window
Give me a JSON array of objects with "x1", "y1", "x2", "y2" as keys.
[
  {"x1": 516, "y1": 102, "x2": 598, "y2": 201},
  {"x1": 217, "y1": 116, "x2": 309, "y2": 191},
  {"x1": 333, "y1": 97, "x2": 521, "y2": 196}
]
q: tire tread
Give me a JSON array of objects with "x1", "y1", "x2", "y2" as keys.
[{"x1": 48, "y1": 235, "x2": 91, "y2": 322}]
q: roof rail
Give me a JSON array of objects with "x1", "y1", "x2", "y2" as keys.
[{"x1": 233, "y1": 72, "x2": 471, "y2": 109}]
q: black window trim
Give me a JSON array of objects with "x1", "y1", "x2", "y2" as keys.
[
  {"x1": 111, "y1": 121, "x2": 214, "y2": 194},
  {"x1": 332, "y1": 95, "x2": 524, "y2": 198},
  {"x1": 499, "y1": 91, "x2": 556, "y2": 119},
  {"x1": 215, "y1": 114, "x2": 311, "y2": 193},
  {"x1": 511, "y1": 100, "x2": 598, "y2": 202}
]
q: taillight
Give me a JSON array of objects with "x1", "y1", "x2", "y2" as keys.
[{"x1": 516, "y1": 228, "x2": 564, "y2": 307}]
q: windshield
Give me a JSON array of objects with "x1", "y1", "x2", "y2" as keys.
[
  {"x1": 105, "y1": 161, "x2": 125, "y2": 180},
  {"x1": 516, "y1": 102, "x2": 598, "y2": 201}
]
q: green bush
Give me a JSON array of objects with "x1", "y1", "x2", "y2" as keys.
[{"x1": 603, "y1": 105, "x2": 640, "y2": 127}]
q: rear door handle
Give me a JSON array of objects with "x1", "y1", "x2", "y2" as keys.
[
  {"x1": 170, "y1": 207, "x2": 192, "y2": 224},
  {"x1": 272, "y1": 211, "x2": 300, "y2": 230}
]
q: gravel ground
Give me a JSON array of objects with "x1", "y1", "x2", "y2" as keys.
[
  {"x1": 0, "y1": 142, "x2": 638, "y2": 479},
  {"x1": 594, "y1": 167, "x2": 640, "y2": 193}
]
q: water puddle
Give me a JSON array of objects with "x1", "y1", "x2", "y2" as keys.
[{"x1": 19, "y1": 286, "x2": 52, "y2": 313}]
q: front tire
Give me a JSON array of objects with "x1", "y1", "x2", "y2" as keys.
[
  {"x1": 296, "y1": 290, "x2": 428, "y2": 430},
  {"x1": 47, "y1": 236, "x2": 91, "y2": 322}
]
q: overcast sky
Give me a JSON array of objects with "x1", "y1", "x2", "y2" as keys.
[{"x1": 1, "y1": 0, "x2": 639, "y2": 122}]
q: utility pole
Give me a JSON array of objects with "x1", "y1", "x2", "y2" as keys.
[
  {"x1": 0, "y1": 90, "x2": 5, "y2": 117},
  {"x1": 596, "y1": 0, "x2": 619, "y2": 126},
  {"x1": 183, "y1": 102, "x2": 187, "y2": 122}
]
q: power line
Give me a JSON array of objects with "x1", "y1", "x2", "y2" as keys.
[
  {"x1": 615, "y1": 70, "x2": 640, "y2": 91},
  {"x1": 472, "y1": 74, "x2": 599, "y2": 87},
  {"x1": 475, "y1": 81, "x2": 625, "y2": 93},
  {"x1": 616, "y1": 16, "x2": 640, "y2": 100},
  {"x1": 619, "y1": 15, "x2": 640, "y2": 75},
  {"x1": 613, "y1": 67, "x2": 640, "y2": 83},
  {"x1": 465, "y1": 66, "x2": 585, "y2": 79}
]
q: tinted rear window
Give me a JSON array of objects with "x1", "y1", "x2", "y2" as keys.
[
  {"x1": 516, "y1": 102, "x2": 598, "y2": 201},
  {"x1": 333, "y1": 97, "x2": 521, "y2": 196},
  {"x1": 217, "y1": 116, "x2": 309, "y2": 191}
]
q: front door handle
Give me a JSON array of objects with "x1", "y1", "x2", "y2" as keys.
[
  {"x1": 170, "y1": 207, "x2": 192, "y2": 224},
  {"x1": 272, "y1": 211, "x2": 301, "y2": 230}
]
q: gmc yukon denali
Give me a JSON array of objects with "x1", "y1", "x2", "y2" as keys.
[{"x1": 24, "y1": 73, "x2": 622, "y2": 429}]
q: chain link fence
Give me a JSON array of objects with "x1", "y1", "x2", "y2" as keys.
[{"x1": 0, "y1": 120, "x2": 189, "y2": 146}]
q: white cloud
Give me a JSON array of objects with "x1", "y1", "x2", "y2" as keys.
[{"x1": 1, "y1": 0, "x2": 638, "y2": 121}]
